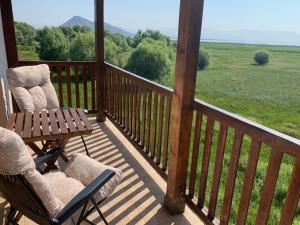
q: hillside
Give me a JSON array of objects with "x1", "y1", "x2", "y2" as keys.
[{"x1": 62, "y1": 16, "x2": 133, "y2": 36}]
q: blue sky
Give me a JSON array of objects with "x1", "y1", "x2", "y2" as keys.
[{"x1": 12, "y1": 0, "x2": 300, "y2": 34}]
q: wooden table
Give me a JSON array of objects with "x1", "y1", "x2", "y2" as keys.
[{"x1": 6, "y1": 108, "x2": 93, "y2": 160}]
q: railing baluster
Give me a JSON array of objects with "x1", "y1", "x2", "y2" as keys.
[
  {"x1": 279, "y1": 158, "x2": 300, "y2": 225},
  {"x1": 66, "y1": 65, "x2": 72, "y2": 107},
  {"x1": 132, "y1": 81, "x2": 137, "y2": 139},
  {"x1": 188, "y1": 112, "x2": 203, "y2": 198},
  {"x1": 151, "y1": 92, "x2": 158, "y2": 159},
  {"x1": 162, "y1": 96, "x2": 171, "y2": 171},
  {"x1": 74, "y1": 65, "x2": 80, "y2": 108},
  {"x1": 221, "y1": 129, "x2": 244, "y2": 225},
  {"x1": 83, "y1": 65, "x2": 88, "y2": 110},
  {"x1": 135, "y1": 86, "x2": 141, "y2": 143},
  {"x1": 57, "y1": 66, "x2": 63, "y2": 107},
  {"x1": 156, "y1": 95, "x2": 164, "y2": 165},
  {"x1": 146, "y1": 90, "x2": 152, "y2": 153},
  {"x1": 255, "y1": 149, "x2": 283, "y2": 225},
  {"x1": 140, "y1": 87, "x2": 147, "y2": 146},
  {"x1": 125, "y1": 77, "x2": 129, "y2": 131},
  {"x1": 236, "y1": 139, "x2": 261, "y2": 225},
  {"x1": 91, "y1": 64, "x2": 96, "y2": 111},
  {"x1": 198, "y1": 117, "x2": 215, "y2": 208},
  {"x1": 129, "y1": 80, "x2": 134, "y2": 136},
  {"x1": 208, "y1": 123, "x2": 228, "y2": 220}
]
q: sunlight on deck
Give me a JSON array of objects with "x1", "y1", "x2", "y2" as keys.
[{"x1": 0, "y1": 119, "x2": 202, "y2": 225}]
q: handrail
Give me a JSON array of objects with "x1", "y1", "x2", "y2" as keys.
[{"x1": 194, "y1": 99, "x2": 300, "y2": 157}]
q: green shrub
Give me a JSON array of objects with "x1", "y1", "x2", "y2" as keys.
[
  {"x1": 198, "y1": 48, "x2": 210, "y2": 70},
  {"x1": 126, "y1": 38, "x2": 174, "y2": 80},
  {"x1": 69, "y1": 33, "x2": 95, "y2": 61},
  {"x1": 254, "y1": 51, "x2": 269, "y2": 65}
]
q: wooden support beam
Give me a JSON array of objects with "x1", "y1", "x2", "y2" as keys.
[
  {"x1": 95, "y1": 0, "x2": 106, "y2": 122},
  {"x1": 164, "y1": 0, "x2": 205, "y2": 214},
  {"x1": 0, "y1": 0, "x2": 19, "y2": 68}
]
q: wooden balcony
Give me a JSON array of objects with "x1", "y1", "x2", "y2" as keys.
[
  {"x1": 0, "y1": 119, "x2": 202, "y2": 225},
  {"x1": 5, "y1": 60, "x2": 298, "y2": 224}
]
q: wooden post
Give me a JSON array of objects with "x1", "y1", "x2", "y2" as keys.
[
  {"x1": 0, "y1": 0, "x2": 19, "y2": 68},
  {"x1": 164, "y1": 0, "x2": 205, "y2": 214},
  {"x1": 95, "y1": 0, "x2": 106, "y2": 122}
]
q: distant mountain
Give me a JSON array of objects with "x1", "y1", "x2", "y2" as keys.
[{"x1": 62, "y1": 16, "x2": 133, "y2": 36}]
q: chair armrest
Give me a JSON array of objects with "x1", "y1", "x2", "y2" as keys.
[
  {"x1": 34, "y1": 148, "x2": 63, "y2": 168},
  {"x1": 54, "y1": 169, "x2": 115, "y2": 224}
]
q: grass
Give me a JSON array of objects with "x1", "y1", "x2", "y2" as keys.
[
  {"x1": 158, "y1": 42, "x2": 300, "y2": 224},
  {"x1": 18, "y1": 42, "x2": 300, "y2": 224}
]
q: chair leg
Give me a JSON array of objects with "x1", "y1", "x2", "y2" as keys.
[
  {"x1": 6, "y1": 207, "x2": 18, "y2": 225},
  {"x1": 81, "y1": 136, "x2": 90, "y2": 157},
  {"x1": 91, "y1": 198, "x2": 108, "y2": 225}
]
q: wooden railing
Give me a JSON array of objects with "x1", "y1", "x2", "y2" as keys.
[
  {"x1": 19, "y1": 61, "x2": 97, "y2": 113},
  {"x1": 104, "y1": 63, "x2": 173, "y2": 179},
  {"x1": 187, "y1": 99, "x2": 300, "y2": 225}
]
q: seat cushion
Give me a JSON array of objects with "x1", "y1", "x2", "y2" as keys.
[
  {"x1": 7, "y1": 64, "x2": 59, "y2": 112},
  {"x1": 63, "y1": 153, "x2": 123, "y2": 202}
]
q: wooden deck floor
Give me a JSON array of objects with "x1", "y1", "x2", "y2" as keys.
[{"x1": 0, "y1": 119, "x2": 202, "y2": 225}]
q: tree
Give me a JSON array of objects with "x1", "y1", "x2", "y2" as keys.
[
  {"x1": 197, "y1": 48, "x2": 210, "y2": 70},
  {"x1": 69, "y1": 33, "x2": 95, "y2": 61},
  {"x1": 15, "y1": 22, "x2": 36, "y2": 46},
  {"x1": 104, "y1": 37, "x2": 119, "y2": 65},
  {"x1": 59, "y1": 26, "x2": 76, "y2": 41},
  {"x1": 132, "y1": 29, "x2": 171, "y2": 48},
  {"x1": 254, "y1": 51, "x2": 269, "y2": 65},
  {"x1": 126, "y1": 38, "x2": 174, "y2": 80},
  {"x1": 36, "y1": 27, "x2": 69, "y2": 60}
]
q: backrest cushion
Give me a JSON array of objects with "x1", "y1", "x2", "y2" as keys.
[
  {"x1": 0, "y1": 127, "x2": 63, "y2": 219},
  {"x1": 7, "y1": 64, "x2": 59, "y2": 112},
  {"x1": 0, "y1": 127, "x2": 35, "y2": 174}
]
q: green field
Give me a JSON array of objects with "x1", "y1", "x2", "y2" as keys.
[{"x1": 18, "y1": 43, "x2": 300, "y2": 224}]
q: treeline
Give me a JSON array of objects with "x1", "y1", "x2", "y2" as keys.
[{"x1": 15, "y1": 21, "x2": 177, "y2": 81}]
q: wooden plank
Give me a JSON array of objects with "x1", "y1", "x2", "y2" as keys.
[
  {"x1": 162, "y1": 96, "x2": 171, "y2": 170},
  {"x1": 66, "y1": 65, "x2": 72, "y2": 107},
  {"x1": 95, "y1": 0, "x2": 106, "y2": 121},
  {"x1": 32, "y1": 112, "x2": 41, "y2": 137},
  {"x1": 146, "y1": 90, "x2": 152, "y2": 153},
  {"x1": 57, "y1": 66, "x2": 63, "y2": 107},
  {"x1": 41, "y1": 111, "x2": 50, "y2": 136},
  {"x1": 135, "y1": 86, "x2": 141, "y2": 143},
  {"x1": 6, "y1": 113, "x2": 16, "y2": 130},
  {"x1": 56, "y1": 110, "x2": 68, "y2": 134},
  {"x1": 156, "y1": 95, "x2": 165, "y2": 164},
  {"x1": 236, "y1": 139, "x2": 261, "y2": 225},
  {"x1": 141, "y1": 87, "x2": 147, "y2": 146},
  {"x1": 62, "y1": 109, "x2": 77, "y2": 132},
  {"x1": 74, "y1": 65, "x2": 80, "y2": 108},
  {"x1": 208, "y1": 123, "x2": 228, "y2": 220},
  {"x1": 77, "y1": 108, "x2": 93, "y2": 131},
  {"x1": 121, "y1": 75, "x2": 125, "y2": 127},
  {"x1": 279, "y1": 159, "x2": 300, "y2": 225},
  {"x1": 188, "y1": 112, "x2": 203, "y2": 198},
  {"x1": 91, "y1": 65, "x2": 96, "y2": 110},
  {"x1": 0, "y1": 0, "x2": 18, "y2": 68},
  {"x1": 130, "y1": 80, "x2": 134, "y2": 136},
  {"x1": 69, "y1": 108, "x2": 85, "y2": 131},
  {"x1": 255, "y1": 149, "x2": 283, "y2": 225},
  {"x1": 83, "y1": 65, "x2": 88, "y2": 110},
  {"x1": 198, "y1": 117, "x2": 214, "y2": 207},
  {"x1": 165, "y1": 0, "x2": 205, "y2": 213},
  {"x1": 23, "y1": 112, "x2": 33, "y2": 138},
  {"x1": 48, "y1": 110, "x2": 59, "y2": 135},
  {"x1": 151, "y1": 92, "x2": 159, "y2": 158},
  {"x1": 125, "y1": 77, "x2": 129, "y2": 130},
  {"x1": 220, "y1": 130, "x2": 244, "y2": 224},
  {"x1": 14, "y1": 112, "x2": 25, "y2": 137}
]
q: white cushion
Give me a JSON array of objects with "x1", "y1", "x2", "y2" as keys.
[
  {"x1": 0, "y1": 127, "x2": 35, "y2": 174},
  {"x1": 7, "y1": 64, "x2": 59, "y2": 112},
  {"x1": 64, "y1": 153, "x2": 123, "y2": 202}
]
